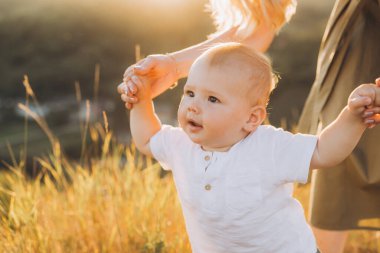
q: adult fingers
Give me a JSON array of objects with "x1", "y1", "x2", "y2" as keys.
[
  {"x1": 126, "y1": 79, "x2": 138, "y2": 95},
  {"x1": 117, "y1": 82, "x2": 127, "y2": 94},
  {"x1": 133, "y1": 56, "x2": 157, "y2": 75},
  {"x1": 123, "y1": 64, "x2": 136, "y2": 81},
  {"x1": 131, "y1": 75, "x2": 142, "y2": 87}
]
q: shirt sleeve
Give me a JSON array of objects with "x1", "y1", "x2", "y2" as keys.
[
  {"x1": 271, "y1": 127, "x2": 318, "y2": 184},
  {"x1": 149, "y1": 124, "x2": 187, "y2": 171}
]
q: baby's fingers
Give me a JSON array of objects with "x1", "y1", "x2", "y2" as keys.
[
  {"x1": 348, "y1": 96, "x2": 372, "y2": 113},
  {"x1": 363, "y1": 105, "x2": 380, "y2": 128},
  {"x1": 121, "y1": 93, "x2": 138, "y2": 104},
  {"x1": 125, "y1": 103, "x2": 133, "y2": 110},
  {"x1": 363, "y1": 107, "x2": 380, "y2": 118}
]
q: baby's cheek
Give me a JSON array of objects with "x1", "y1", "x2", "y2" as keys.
[{"x1": 177, "y1": 104, "x2": 186, "y2": 126}]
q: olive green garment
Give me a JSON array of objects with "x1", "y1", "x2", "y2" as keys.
[{"x1": 298, "y1": 0, "x2": 380, "y2": 230}]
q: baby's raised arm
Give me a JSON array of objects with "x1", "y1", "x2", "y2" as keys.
[
  {"x1": 310, "y1": 80, "x2": 380, "y2": 170},
  {"x1": 126, "y1": 75, "x2": 161, "y2": 156}
]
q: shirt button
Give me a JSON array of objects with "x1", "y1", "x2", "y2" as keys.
[
  {"x1": 205, "y1": 184, "x2": 211, "y2": 191},
  {"x1": 204, "y1": 155, "x2": 210, "y2": 161}
]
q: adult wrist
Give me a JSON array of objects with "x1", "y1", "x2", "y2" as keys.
[{"x1": 166, "y1": 53, "x2": 180, "y2": 89}]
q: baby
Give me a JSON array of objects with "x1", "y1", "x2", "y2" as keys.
[{"x1": 124, "y1": 43, "x2": 380, "y2": 253}]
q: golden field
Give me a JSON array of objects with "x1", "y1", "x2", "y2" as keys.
[{"x1": 0, "y1": 81, "x2": 379, "y2": 253}]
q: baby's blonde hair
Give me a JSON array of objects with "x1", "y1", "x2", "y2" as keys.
[
  {"x1": 204, "y1": 42, "x2": 276, "y2": 106},
  {"x1": 207, "y1": 0, "x2": 297, "y2": 38}
]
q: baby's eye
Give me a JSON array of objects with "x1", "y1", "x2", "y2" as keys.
[
  {"x1": 185, "y1": 90, "x2": 194, "y2": 97},
  {"x1": 208, "y1": 96, "x2": 220, "y2": 103}
]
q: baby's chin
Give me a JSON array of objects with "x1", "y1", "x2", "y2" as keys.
[
  {"x1": 183, "y1": 131, "x2": 221, "y2": 151},
  {"x1": 184, "y1": 130, "x2": 203, "y2": 144}
]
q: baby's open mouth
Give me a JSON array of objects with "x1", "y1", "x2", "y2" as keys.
[{"x1": 188, "y1": 120, "x2": 202, "y2": 128}]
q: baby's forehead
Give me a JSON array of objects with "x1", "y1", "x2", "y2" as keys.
[
  {"x1": 200, "y1": 55, "x2": 263, "y2": 90},
  {"x1": 206, "y1": 50, "x2": 255, "y2": 69},
  {"x1": 205, "y1": 49, "x2": 268, "y2": 79},
  {"x1": 191, "y1": 43, "x2": 274, "y2": 105},
  {"x1": 211, "y1": 54, "x2": 271, "y2": 96},
  {"x1": 202, "y1": 63, "x2": 261, "y2": 98}
]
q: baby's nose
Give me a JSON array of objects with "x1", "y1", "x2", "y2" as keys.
[{"x1": 187, "y1": 104, "x2": 199, "y2": 113}]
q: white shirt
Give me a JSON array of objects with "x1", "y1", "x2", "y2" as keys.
[{"x1": 150, "y1": 124, "x2": 318, "y2": 253}]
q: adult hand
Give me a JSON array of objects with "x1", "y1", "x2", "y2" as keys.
[{"x1": 117, "y1": 54, "x2": 179, "y2": 109}]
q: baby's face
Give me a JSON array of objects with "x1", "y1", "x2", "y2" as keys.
[{"x1": 178, "y1": 57, "x2": 255, "y2": 151}]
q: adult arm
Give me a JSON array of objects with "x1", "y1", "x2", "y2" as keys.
[
  {"x1": 117, "y1": 23, "x2": 275, "y2": 107},
  {"x1": 165, "y1": 22, "x2": 276, "y2": 82}
]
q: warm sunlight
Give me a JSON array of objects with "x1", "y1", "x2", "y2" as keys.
[
  {"x1": 127, "y1": 0, "x2": 203, "y2": 14},
  {"x1": 144, "y1": 0, "x2": 190, "y2": 8},
  {"x1": 1, "y1": 0, "x2": 379, "y2": 252}
]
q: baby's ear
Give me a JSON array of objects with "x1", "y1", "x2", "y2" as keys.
[{"x1": 243, "y1": 105, "x2": 267, "y2": 132}]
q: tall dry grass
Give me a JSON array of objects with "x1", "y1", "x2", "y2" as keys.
[
  {"x1": 0, "y1": 76, "x2": 190, "y2": 253},
  {"x1": 0, "y1": 142, "x2": 190, "y2": 253},
  {"x1": 0, "y1": 76, "x2": 379, "y2": 253}
]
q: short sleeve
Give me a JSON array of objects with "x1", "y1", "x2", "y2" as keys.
[
  {"x1": 272, "y1": 128, "x2": 317, "y2": 184},
  {"x1": 150, "y1": 125, "x2": 188, "y2": 171}
]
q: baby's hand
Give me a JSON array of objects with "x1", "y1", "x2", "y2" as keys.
[
  {"x1": 362, "y1": 78, "x2": 380, "y2": 128},
  {"x1": 117, "y1": 53, "x2": 179, "y2": 109},
  {"x1": 348, "y1": 78, "x2": 380, "y2": 128},
  {"x1": 119, "y1": 75, "x2": 151, "y2": 107},
  {"x1": 117, "y1": 66, "x2": 139, "y2": 109}
]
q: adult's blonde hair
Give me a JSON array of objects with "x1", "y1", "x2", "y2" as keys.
[{"x1": 207, "y1": 0, "x2": 297, "y2": 38}]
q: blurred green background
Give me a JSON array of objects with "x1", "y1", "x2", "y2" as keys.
[{"x1": 0, "y1": 0, "x2": 334, "y2": 163}]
